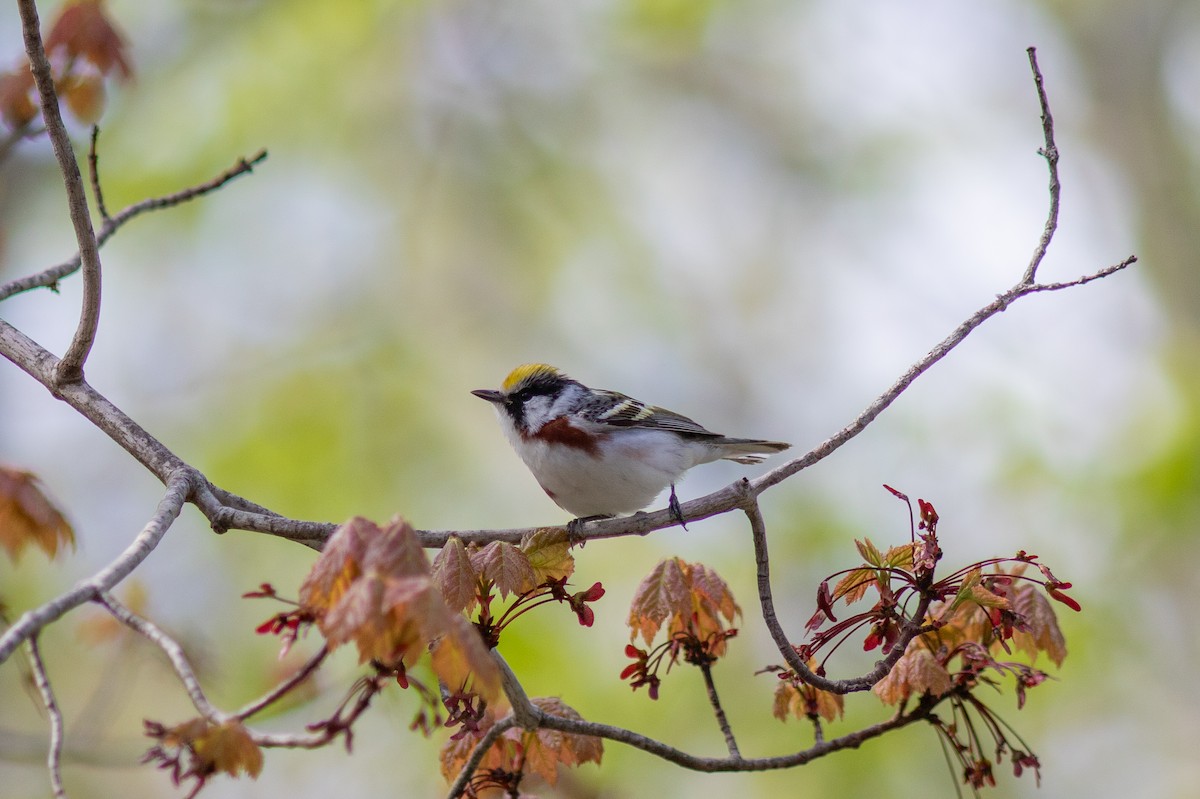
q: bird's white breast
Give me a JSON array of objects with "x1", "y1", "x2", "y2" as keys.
[{"x1": 494, "y1": 410, "x2": 700, "y2": 517}]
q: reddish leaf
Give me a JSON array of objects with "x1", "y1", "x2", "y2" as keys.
[
  {"x1": 58, "y1": 71, "x2": 104, "y2": 123},
  {"x1": 429, "y1": 614, "x2": 501, "y2": 701},
  {"x1": 627, "y1": 557, "x2": 689, "y2": 646},
  {"x1": 470, "y1": 541, "x2": 537, "y2": 598},
  {"x1": 773, "y1": 661, "x2": 844, "y2": 723},
  {"x1": 873, "y1": 645, "x2": 952, "y2": 705},
  {"x1": 0, "y1": 68, "x2": 36, "y2": 127},
  {"x1": 0, "y1": 467, "x2": 74, "y2": 562},
  {"x1": 438, "y1": 698, "x2": 599, "y2": 789},
  {"x1": 530, "y1": 697, "x2": 603, "y2": 767},
  {"x1": 193, "y1": 720, "x2": 263, "y2": 780},
  {"x1": 299, "y1": 516, "x2": 497, "y2": 698},
  {"x1": 1011, "y1": 584, "x2": 1068, "y2": 666},
  {"x1": 431, "y1": 536, "x2": 479, "y2": 614},
  {"x1": 44, "y1": 0, "x2": 132, "y2": 80},
  {"x1": 831, "y1": 568, "x2": 874, "y2": 605}
]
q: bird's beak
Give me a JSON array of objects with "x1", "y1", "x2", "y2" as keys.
[{"x1": 471, "y1": 388, "x2": 505, "y2": 404}]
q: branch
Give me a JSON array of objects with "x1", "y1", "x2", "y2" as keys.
[
  {"x1": 0, "y1": 470, "x2": 191, "y2": 664},
  {"x1": 747, "y1": 495, "x2": 935, "y2": 693},
  {"x1": 0, "y1": 322, "x2": 331, "y2": 546},
  {"x1": 27, "y1": 635, "x2": 67, "y2": 799},
  {"x1": 101, "y1": 592, "x2": 370, "y2": 750},
  {"x1": 233, "y1": 645, "x2": 329, "y2": 721},
  {"x1": 0, "y1": 148, "x2": 268, "y2": 302},
  {"x1": 1023, "y1": 46, "x2": 1059, "y2": 285},
  {"x1": 443, "y1": 714, "x2": 519, "y2": 799},
  {"x1": 87, "y1": 126, "x2": 109, "y2": 222},
  {"x1": 532, "y1": 693, "x2": 943, "y2": 773},
  {"x1": 699, "y1": 661, "x2": 740, "y2": 758},
  {"x1": 17, "y1": 0, "x2": 103, "y2": 383},
  {"x1": 96, "y1": 592, "x2": 225, "y2": 721}
]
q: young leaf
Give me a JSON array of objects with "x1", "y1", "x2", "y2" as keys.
[
  {"x1": 832, "y1": 567, "x2": 876, "y2": 605},
  {"x1": 438, "y1": 698, "x2": 600, "y2": 789},
  {"x1": 530, "y1": 697, "x2": 603, "y2": 767},
  {"x1": 773, "y1": 668, "x2": 844, "y2": 723},
  {"x1": 688, "y1": 562, "x2": 740, "y2": 624},
  {"x1": 0, "y1": 68, "x2": 37, "y2": 128},
  {"x1": 470, "y1": 541, "x2": 537, "y2": 598},
  {"x1": 438, "y1": 708, "x2": 510, "y2": 783},
  {"x1": 299, "y1": 516, "x2": 498, "y2": 698},
  {"x1": 192, "y1": 720, "x2": 263, "y2": 780},
  {"x1": 431, "y1": 536, "x2": 479, "y2": 614},
  {"x1": 873, "y1": 646, "x2": 953, "y2": 705},
  {"x1": 883, "y1": 543, "x2": 915, "y2": 570},
  {"x1": 298, "y1": 516, "x2": 376, "y2": 615},
  {"x1": 520, "y1": 528, "x2": 575, "y2": 584},
  {"x1": 968, "y1": 582, "x2": 1011, "y2": 610},
  {"x1": 855, "y1": 538, "x2": 883, "y2": 568},
  {"x1": 44, "y1": 0, "x2": 133, "y2": 81},
  {"x1": 0, "y1": 467, "x2": 75, "y2": 562},
  {"x1": 627, "y1": 558, "x2": 690, "y2": 646},
  {"x1": 1010, "y1": 584, "x2": 1068, "y2": 667},
  {"x1": 429, "y1": 614, "x2": 501, "y2": 702}
]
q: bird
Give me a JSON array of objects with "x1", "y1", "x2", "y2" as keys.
[{"x1": 472, "y1": 363, "x2": 790, "y2": 524}]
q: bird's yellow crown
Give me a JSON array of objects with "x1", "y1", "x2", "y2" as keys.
[{"x1": 501, "y1": 363, "x2": 564, "y2": 393}]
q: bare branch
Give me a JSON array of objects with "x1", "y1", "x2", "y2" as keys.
[
  {"x1": 0, "y1": 148, "x2": 268, "y2": 302},
  {"x1": 746, "y1": 495, "x2": 934, "y2": 694},
  {"x1": 233, "y1": 645, "x2": 329, "y2": 721},
  {"x1": 87, "y1": 126, "x2": 109, "y2": 222},
  {"x1": 444, "y1": 714, "x2": 519, "y2": 799},
  {"x1": 1020, "y1": 256, "x2": 1137, "y2": 293},
  {"x1": 96, "y1": 592, "x2": 226, "y2": 721},
  {"x1": 532, "y1": 693, "x2": 943, "y2": 773},
  {"x1": 0, "y1": 470, "x2": 191, "y2": 664},
  {"x1": 699, "y1": 661, "x2": 740, "y2": 758},
  {"x1": 17, "y1": 0, "x2": 103, "y2": 383},
  {"x1": 27, "y1": 635, "x2": 67, "y2": 799},
  {"x1": 1023, "y1": 46, "x2": 1060, "y2": 285}
]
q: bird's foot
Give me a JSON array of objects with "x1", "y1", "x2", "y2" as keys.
[
  {"x1": 566, "y1": 514, "x2": 610, "y2": 545},
  {"x1": 668, "y1": 485, "x2": 688, "y2": 531}
]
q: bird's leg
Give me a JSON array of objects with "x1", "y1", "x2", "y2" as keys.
[{"x1": 668, "y1": 484, "x2": 688, "y2": 531}]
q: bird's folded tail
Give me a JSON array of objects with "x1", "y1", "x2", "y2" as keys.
[{"x1": 717, "y1": 438, "x2": 791, "y2": 465}]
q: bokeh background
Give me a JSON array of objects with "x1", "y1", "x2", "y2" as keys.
[{"x1": 1, "y1": 1, "x2": 1197, "y2": 797}]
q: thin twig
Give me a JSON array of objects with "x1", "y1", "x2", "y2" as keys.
[
  {"x1": 444, "y1": 714, "x2": 520, "y2": 799},
  {"x1": 88, "y1": 126, "x2": 109, "y2": 222},
  {"x1": 17, "y1": 0, "x2": 103, "y2": 383},
  {"x1": 809, "y1": 715, "x2": 825, "y2": 745},
  {"x1": 699, "y1": 661, "x2": 740, "y2": 758},
  {"x1": 0, "y1": 470, "x2": 192, "y2": 664},
  {"x1": 97, "y1": 592, "x2": 224, "y2": 720},
  {"x1": 0, "y1": 149, "x2": 268, "y2": 302},
  {"x1": 1023, "y1": 46, "x2": 1060, "y2": 285},
  {"x1": 234, "y1": 645, "x2": 329, "y2": 720},
  {"x1": 27, "y1": 635, "x2": 67, "y2": 799},
  {"x1": 745, "y1": 495, "x2": 932, "y2": 694},
  {"x1": 99, "y1": 593, "x2": 377, "y2": 750}
]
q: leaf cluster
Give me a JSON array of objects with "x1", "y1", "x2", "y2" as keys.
[
  {"x1": 1, "y1": 0, "x2": 131, "y2": 128},
  {"x1": 440, "y1": 697, "x2": 602, "y2": 798}
]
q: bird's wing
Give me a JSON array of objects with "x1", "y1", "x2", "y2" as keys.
[{"x1": 580, "y1": 390, "x2": 722, "y2": 438}]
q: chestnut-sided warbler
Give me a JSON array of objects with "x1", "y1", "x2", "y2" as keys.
[{"x1": 472, "y1": 364, "x2": 790, "y2": 521}]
